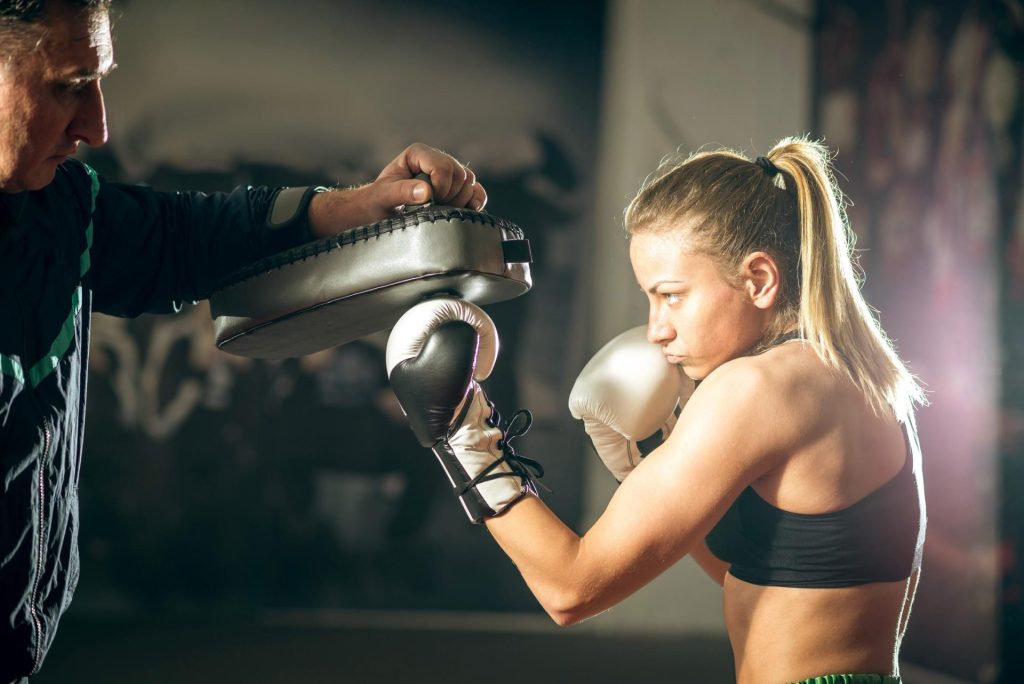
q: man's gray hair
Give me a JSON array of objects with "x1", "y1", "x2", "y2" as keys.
[{"x1": 0, "y1": 0, "x2": 111, "y2": 62}]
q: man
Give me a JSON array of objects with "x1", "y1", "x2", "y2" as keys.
[{"x1": 0, "y1": 1, "x2": 486, "y2": 681}]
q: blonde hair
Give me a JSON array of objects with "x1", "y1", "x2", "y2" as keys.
[{"x1": 625, "y1": 136, "x2": 926, "y2": 422}]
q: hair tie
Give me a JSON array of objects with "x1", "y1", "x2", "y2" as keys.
[{"x1": 755, "y1": 156, "x2": 779, "y2": 178}]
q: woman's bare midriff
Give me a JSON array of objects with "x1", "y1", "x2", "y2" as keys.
[
  {"x1": 710, "y1": 344, "x2": 915, "y2": 683},
  {"x1": 724, "y1": 573, "x2": 909, "y2": 684}
]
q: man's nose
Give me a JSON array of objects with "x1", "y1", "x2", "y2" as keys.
[{"x1": 68, "y1": 81, "x2": 108, "y2": 147}]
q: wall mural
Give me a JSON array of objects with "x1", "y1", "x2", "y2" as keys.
[
  {"x1": 75, "y1": 0, "x2": 605, "y2": 616},
  {"x1": 815, "y1": 1, "x2": 1022, "y2": 680}
]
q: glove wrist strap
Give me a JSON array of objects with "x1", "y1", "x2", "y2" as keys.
[{"x1": 442, "y1": 399, "x2": 544, "y2": 524}]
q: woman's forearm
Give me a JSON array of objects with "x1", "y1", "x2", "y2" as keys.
[
  {"x1": 484, "y1": 494, "x2": 595, "y2": 625},
  {"x1": 483, "y1": 456, "x2": 706, "y2": 625}
]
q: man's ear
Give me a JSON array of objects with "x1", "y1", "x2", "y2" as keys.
[{"x1": 742, "y1": 251, "x2": 781, "y2": 310}]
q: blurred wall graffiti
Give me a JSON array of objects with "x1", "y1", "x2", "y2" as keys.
[
  {"x1": 75, "y1": 0, "x2": 605, "y2": 617},
  {"x1": 815, "y1": 0, "x2": 1022, "y2": 680}
]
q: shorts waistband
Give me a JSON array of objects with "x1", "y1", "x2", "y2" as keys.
[{"x1": 789, "y1": 674, "x2": 901, "y2": 684}]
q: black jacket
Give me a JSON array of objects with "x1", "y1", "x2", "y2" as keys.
[{"x1": 0, "y1": 159, "x2": 310, "y2": 681}]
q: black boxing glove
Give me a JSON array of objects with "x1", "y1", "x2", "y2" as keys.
[{"x1": 386, "y1": 298, "x2": 542, "y2": 524}]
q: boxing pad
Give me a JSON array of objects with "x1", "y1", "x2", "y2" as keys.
[
  {"x1": 568, "y1": 326, "x2": 694, "y2": 482},
  {"x1": 209, "y1": 201, "x2": 532, "y2": 359},
  {"x1": 386, "y1": 298, "x2": 542, "y2": 524}
]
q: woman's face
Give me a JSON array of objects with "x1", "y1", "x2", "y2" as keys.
[{"x1": 629, "y1": 230, "x2": 768, "y2": 380}]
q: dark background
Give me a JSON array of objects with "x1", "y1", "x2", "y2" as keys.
[
  {"x1": 29, "y1": 1, "x2": 1023, "y2": 682},
  {"x1": 815, "y1": 1, "x2": 1022, "y2": 680}
]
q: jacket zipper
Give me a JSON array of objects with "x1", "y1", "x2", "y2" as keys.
[
  {"x1": 28, "y1": 415, "x2": 53, "y2": 675},
  {"x1": 13, "y1": 200, "x2": 82, "y2": 675},
  {"x1": 20, "y1": 286, "x2": 54, "y2": 676}
]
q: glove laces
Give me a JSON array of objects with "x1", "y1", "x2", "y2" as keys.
[{"x1": 458, "y1": 404, "x2": 547, "y2": 497}]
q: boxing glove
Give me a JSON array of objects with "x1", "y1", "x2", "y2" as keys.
[
  {"x1": 386, "y1": 298, "x2": 542, "y2": 524},
  {"x1": 568, "y1": 326, "x2": 693, "y2": 483}
]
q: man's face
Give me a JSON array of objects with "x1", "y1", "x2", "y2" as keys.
[{"x1": 0, "y1": 2, "x2": 114, "y2": 193}]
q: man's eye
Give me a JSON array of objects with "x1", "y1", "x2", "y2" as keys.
[
  {"x1": 662, "y1": 293, "x2": 681, "y2": 305},
  {"x1": 57, "y1": 82, "x2": 87, "y2": 96}
]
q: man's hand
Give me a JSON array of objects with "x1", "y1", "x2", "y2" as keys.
[
  {"x1": 375, "y1": 142, "x2": 487, "y2": 210},
  {"x1": 308, "y1": 143, "x2": 487, "y2": 236}
]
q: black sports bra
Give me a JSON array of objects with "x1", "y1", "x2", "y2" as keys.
[{"x1": 704, "y1": 427, "x2": 925, "y2": 588}]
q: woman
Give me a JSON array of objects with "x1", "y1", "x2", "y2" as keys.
[{"x1": 388, "y1": 136, "x2": 927, "y2": 684}]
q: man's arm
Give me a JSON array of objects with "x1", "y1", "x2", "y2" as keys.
[{"x1": 86, "y1": 144, "x2": 483, "y2": 317}]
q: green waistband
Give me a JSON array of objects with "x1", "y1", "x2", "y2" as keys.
[{"x1": 790, "y1": 675, "x2": 901, "y2": 684}]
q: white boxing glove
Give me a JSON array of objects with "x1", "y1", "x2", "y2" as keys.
[{"x1": 568, "y1": 326, "x2": 693, "y2": 482}]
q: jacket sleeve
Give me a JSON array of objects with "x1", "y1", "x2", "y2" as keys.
[{"x1": 87, "y1": 169, "x2": 315, "y2": 317}]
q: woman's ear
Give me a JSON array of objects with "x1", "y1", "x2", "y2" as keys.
[{"x1": 742, "y1": 251, "x2": 781, "y2": 310}]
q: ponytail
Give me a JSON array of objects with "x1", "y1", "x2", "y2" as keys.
[
  {"x1": 626, "y1": 136, "x2": 926, "y2": 424},
  {"x1": 767, "y1": 138, "x2": 925, "y2": 421}
]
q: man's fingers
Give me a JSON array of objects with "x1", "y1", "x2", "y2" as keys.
[
  {"x1": 377, "y1": 143, "x2": 486, "y2": 210},
  {"x1": 411, "y1": 179, "x2": 432, "y2": 204},
  {"x1": 470, "y1": 183, "x2": 487, "y2": 211},
  {"x1": 406, "y1": 144, "x2": 471, "y2": 202},
  {"x1": 448, "y1": 171, "x2": 477, "y2": 208},
  {"x1": 364, "y1": 178, "x2": 426, "y2": 211}
]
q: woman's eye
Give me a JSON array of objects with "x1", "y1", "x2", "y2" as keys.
[{"x1": 663, "y1": 293, "x2": 681, "y2": 305}]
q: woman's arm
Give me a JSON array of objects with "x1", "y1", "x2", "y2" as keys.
[
  {"x1": 485, "y1": 359, "x2": 790, "y2": 625},
  {"x1": 689, "y1": 541, "x2": 730, "y2": 587}
]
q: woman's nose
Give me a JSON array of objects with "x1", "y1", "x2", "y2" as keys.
[{"x1": 647, "y1": 309, "x2": 675, "y2": 345}]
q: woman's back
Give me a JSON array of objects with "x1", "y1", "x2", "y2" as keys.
[{"x1": 718, "y1": 341, "x2": 920, "y2": 683}]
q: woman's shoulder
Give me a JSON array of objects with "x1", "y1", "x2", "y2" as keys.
[
  {"x1": 708, "y1": 341, "x2": 838, "y2": 397},
  {"x1": 697, "y1": 342, "x2": 846, "y2": 440},
  {"x1": 669, "y1": 349, "x2": 819, "y2": 482}
]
